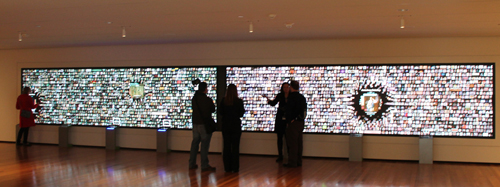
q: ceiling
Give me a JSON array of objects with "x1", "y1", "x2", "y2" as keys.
[{"x1": 1, "y1": 0, "x2": 499, "y2": 50}]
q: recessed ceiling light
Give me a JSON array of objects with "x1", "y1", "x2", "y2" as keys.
[
  {"x1": 238, "y1": 16, "x2": 244, "y2": 18},
  {"x1": 398, "y1": 9, "x2": 409, "y2": 12},
  {"x1": 36, "y1": 25, "x2": 41, "y2": 28},
  {"x1": 107, "y1": 21, "x2": 113, "y2": 24}
]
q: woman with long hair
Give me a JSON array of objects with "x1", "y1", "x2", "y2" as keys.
[
  {"x1": 219, "y1": 84, "x2": 245, "y2": 173},
  {"x1": 16, "y1": 87, "x2": 39, "y2": 146},
  {"x1": 265, "y1": 82, "x2": 290, "y2": 162}
]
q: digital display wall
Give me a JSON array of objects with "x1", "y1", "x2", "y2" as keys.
[
  {"x1": 22, "y1": 67, "x2": 217, "y2": 128},
  {"x1": 227, "y1": 64, "x2": 494, "y2": 137}
]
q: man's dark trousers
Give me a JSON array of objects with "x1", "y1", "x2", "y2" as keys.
[{"x1": 285, "y1": 120, "x2": 304, "y2": 167}]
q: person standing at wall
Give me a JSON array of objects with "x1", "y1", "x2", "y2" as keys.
[
  {"x1": 219, "y1": 84, "x2": 245, "y2": 173},
  {"x1": 189, "y1": 82, "x2": 217, "y2": 171},
  {"x1": 283, "y1": 81, "x2": 307, "y2": 168},
  {"x1": 264, "y1": 82, "x2": 289, "y2": 162},
  {"x1": 16, "y1": 87, "x2": 39, "y2": 146}
]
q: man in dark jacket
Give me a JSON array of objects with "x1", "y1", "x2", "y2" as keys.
[
  {"x1": 189, "y1": 82, "x2": 217, "y2": 171},
  {"x1": 283, "y1": 80, "x2": 307, "y2": 168}
]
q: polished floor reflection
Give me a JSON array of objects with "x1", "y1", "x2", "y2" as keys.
[{"x1": 1, "y1": 143, "x2": 500, "y2": 186}]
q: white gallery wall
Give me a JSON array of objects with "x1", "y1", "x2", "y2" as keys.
[{"x1": 1, "y1": 37, "x2": 499, "y2": 163}]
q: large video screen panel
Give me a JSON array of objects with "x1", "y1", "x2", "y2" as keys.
[
  {"x1": 227, "y1": 64, "x2": 494, "y2": 137},
  {"x1": 22, "y1": 67, "x2": 217, "y2": 128}
]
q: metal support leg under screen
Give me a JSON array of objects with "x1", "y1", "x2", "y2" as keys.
[
  {"x1": 419, "y1": 136, "x2": 433, "y2": 164},
  {"x1": 157, "y1": 128, "x2": 170, "y2": 153},
  {"x1": 349, "y1": 134, "x2": 363, "y2": 162},
  {"x1": 59, "y1": 125, "x2": 71, "y2": 147},
  {"x1": 106, "y1": 126, "x2": 119, "y2": 150}
]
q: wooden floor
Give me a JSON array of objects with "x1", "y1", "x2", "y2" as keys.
[{"x1": 1, "y1": 143, "x2": 500, "y2": 187}]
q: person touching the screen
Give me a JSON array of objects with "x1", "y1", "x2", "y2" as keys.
[
  {"x1": 283, "y1": 80, "x2": 307, "y2": 168},
  {"x1": 219, "y1": 84, "x2": 245, "y2": 173},
  {"x1": 189, "y1": 82, "x2": 216, "y2": 171},
  {"x1": 16, "y1": 87, "x2": 39, "y2": 146},
  {"x1": 263, "y1": 82, "x2": 289, "y2": 162}
]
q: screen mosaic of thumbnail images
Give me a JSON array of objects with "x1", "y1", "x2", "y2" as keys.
[
  {"x1": 227, "y1": 64, "x2": 494, "y2": 137},
  {"x1": 22, "y1": 67, "x2": 217, "y2": 128}
]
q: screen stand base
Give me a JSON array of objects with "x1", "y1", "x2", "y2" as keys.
[
  {"x1": 106, "y1": 126, "x2": 119, "y2": 150},
  {"x1": 59, "y1": 125, "x2": 71, "y2": 147},
  {"x1": 419, "y1": 136, "x2": 433, "y2": 164},
  {"x1": 349, "y1": 134, "x2": 363, "y2": 162},
  {"x1": 157, "y1": 128, "x2": 170, "y2": 153}
]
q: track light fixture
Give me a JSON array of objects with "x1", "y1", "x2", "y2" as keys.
[
  {"x1": 18, "y1": 32, "x2": 23, "y2": 42},
  {"x1": 249, "y1": 22, "x2": 253, "y2": 33},
  {"x1": 122, "y1": 26, "x2": 126, "y2": 38},
  {"x1": 400, "y1": 17, "x2": 405, "y2": 29},
  {"x1": 397, "y1": 9, "x2": 410, "y2": 29}
]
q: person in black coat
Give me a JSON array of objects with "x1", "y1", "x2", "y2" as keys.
[
  {"x1": 264, "y1": 82, "x2": 289, "y2": 162},
  {"x1": 283, "y1": 80, "x2": 307, "y2": 168},
  {"x1": 219, "y1": 84, "x2": 245, "y2": 173}
]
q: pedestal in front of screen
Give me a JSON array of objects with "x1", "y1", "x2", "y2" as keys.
[
  {"x1": 419, "y1": 136, "x2": 433, "y2": 164},
  {"x1": 59, "y1": 125, "x2": 71, "y2": 147},
  {"x1": 106, "y1": 126, "x2": 119, "y2": 150},
  {"x1": 349, "y1": 134, "x2": 363, "y2": 162},
  {"x1": 157, "y1": 128, "x2": 170, "y2": 153}
]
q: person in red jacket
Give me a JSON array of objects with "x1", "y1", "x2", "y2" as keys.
[{"x1": 16, "y1": 87, "x2": 38, "y2": 146}]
